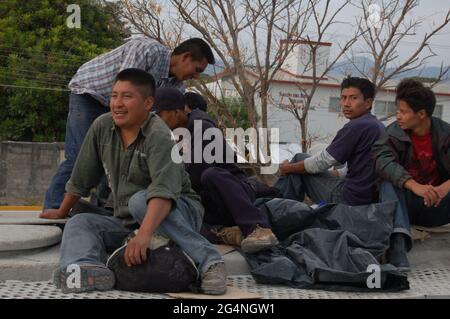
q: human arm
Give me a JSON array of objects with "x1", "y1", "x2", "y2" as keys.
[
  {"x1": 39, "y1": 193, "x2": 80, "y2": 219},
  {"x1": 404, "y1": 179, "x2": 440, "y2": 207},
  {"x1": 280, "y1": 149, "x2": 340, "y2": 176},
  {"x1": 40, "y1": 120, "x2": 104, "y2": 219},
  {"x1": 372, "y1": 130, "x2": 413, "y2": 188},
  {"x1": 433, "y1": 179, "x2": 450, "y2": 207},
  {"x1": 124, "y1": 197, "x2": 172, "y2": 267}
]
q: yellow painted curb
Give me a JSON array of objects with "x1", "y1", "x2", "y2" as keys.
[{"x1": 0, "y1": 206, "x2": 42, "y2": 211}]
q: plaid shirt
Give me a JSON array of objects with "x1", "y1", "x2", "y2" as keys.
[{"x1": 69, "y1": 37, "x2": 184, "y2": 106}]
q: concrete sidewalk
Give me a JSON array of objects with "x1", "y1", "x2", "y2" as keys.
[{"x1": 1, "y1": 211, "x2": 450, "y2": 298}]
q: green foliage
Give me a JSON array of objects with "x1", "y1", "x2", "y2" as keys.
[
  {"x1": 210, "y1": 97, "x2": 251, "y2": 129},
  {"x1": 0, "y1": 0, "x2": 129, "y2": 141}
]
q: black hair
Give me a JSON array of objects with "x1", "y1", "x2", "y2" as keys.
[
  {"x1": 173, "y1": 38, "x2": 215, "y2": 64},
  {"x1": 396, "y1": 78, "x2": 436, "y2": 117},
  {"x1": 185, "y1": 92, "x2": 208, "y2": 112},
  {"x1": 341, "y1": 76, "x2": 376, "y2": 100},
  {"x1": 114, "y1": 68, "x2": 156, "y2": 98}
]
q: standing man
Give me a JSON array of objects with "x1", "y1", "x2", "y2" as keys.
[
  {"x1": 41, "y1": 69, "x2": 227, "y2": 295},
  {"x1": 43, "y1": 37, "x2": 215, "y2": 211}
]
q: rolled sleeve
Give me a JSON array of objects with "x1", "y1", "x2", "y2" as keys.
[
  {"x1": 65, "y1": 120, "x2": 104, "y2": 197},
  {"x1": 304, "y1": 149, "x2": 340, "y2": 174}
]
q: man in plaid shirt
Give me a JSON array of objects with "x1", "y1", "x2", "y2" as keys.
[{"x1": 43, "y1": 37, "x2": 215, "y2": 211}]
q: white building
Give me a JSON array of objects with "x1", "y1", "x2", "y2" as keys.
[{"x1": 206, "y1": 41, "x2": 450, "y2": 148}]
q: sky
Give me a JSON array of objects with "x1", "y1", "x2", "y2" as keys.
[
  {"x1": 146, "y1": 0, "x2": 450, "y2": 66},
  {"x1": 327, "y1": 0, "x2": 450, "y2": 67}
]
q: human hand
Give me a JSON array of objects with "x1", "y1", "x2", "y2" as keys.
[
  {"x1": 411, "y1": 183, "x2": 440, "y2": 207},
  {"x1": 280, "y1": 160, "x2": 291, "y2": 176},
  {"x1": 39, "y1": 209, "x2": 67, "y2": 219},
  {"x1": 432, "y1": 183, "x2": 450, "y2": 207},
  {"x1": 124, "y1": 232, "x2": 151, "y2": 267}
]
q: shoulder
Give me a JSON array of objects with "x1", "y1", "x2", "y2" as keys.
[
  {"x1": 143, "y1": 114, "x2": 176, "y2": 145},
  {"x1": 338, "y1": 113, "x2": 381, "y2": 137},
  {"x1": 125, "y1": 37, "x2": 168, "y2": 53},
  {"x1": 91, "y1": 112, "x2": 114, "y2": 131},
  {"x1": 432, "y1": 117, "x2": 450, "y2": 132}
]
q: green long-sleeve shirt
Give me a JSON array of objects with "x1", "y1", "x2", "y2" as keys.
[{"x1": 66, "y1": 112, "x2": 202, "y2": 226}]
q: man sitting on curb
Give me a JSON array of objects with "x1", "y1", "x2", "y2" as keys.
[
  {"x1": 373, "y1": 78, "x2": 450, "y2": 269},
  {"x1": 40, "y1": 69, "x2": 227, "y2": 295},
  {"x1": 155, "y1": 89, "x2": 279, "y2": 254},
  {"x1": 273, "y1": 77, "x2": 413, "y2": 269}
]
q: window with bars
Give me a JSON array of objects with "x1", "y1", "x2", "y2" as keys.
[
  {"x1": 434, "y1": 104, "x2": 443, "y2": 119},
  {"x1": 374, "y1": 100, "x2": 397, "y2": 117},
  {"x1": 329, "y1": 97, "x2": 341, "y2": 112}
]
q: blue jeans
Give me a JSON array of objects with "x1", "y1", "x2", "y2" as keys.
[
  {"x1": 274, "y1": 153, "x2": 346, "y2": 204},
  {"x1": 379, "y1": 181, "x2": 413, "y2": 250},
  {"x1": 43, "y1": 93, "x2": 108, "y2": 209},
  {"x1": 60, "y1": 193, "x2": 223, "y2": 274}
]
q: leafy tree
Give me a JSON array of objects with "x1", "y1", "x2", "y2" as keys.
[{"x1": 0, "y1": 0, "x2": 129, "y2": 141}]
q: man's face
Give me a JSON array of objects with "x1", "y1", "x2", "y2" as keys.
[
  {"x1": 110, "y1": 81, "x2": 153, "y2": 130},
  {"x1": 340, "y1": 87, "x2": 372, "y2": 119},
  {"x1": 396, "y1": 100, "x2": 424, "y2": 130},
  {"x1": 172, "y1": 53, "x2": 208, "y2": 81},
  {"x1": 159, "y1": 110, "x2": 188, "y2": 130}
]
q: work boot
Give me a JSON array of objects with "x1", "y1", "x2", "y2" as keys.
[
  {"x1": 241, "y1": 225, "x2": 279, "y2": 254},
  {"x1": 212, "y1": 226, "x2": 243, "y2": 247},
  {"x1": 388, "y1": 233, "x2": 410, "y2": 272},
  {"x1": 200, "y1": 262, "x2": 227, "y2": 295},
  {"x1": 55, "y1": 264, "x2": 116, "y2": 293}
]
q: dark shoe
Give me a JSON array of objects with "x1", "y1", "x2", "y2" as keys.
[
  {"x1": 55, "y1": 264, "x2": 115, "y2": 293},
  {"x1": 241, "y1": 225, "x2": 279, "y2": 253},
  {"x1": 201, "y1": 262, "x2": 227, "y2": 295},
  {"x1": 388, "y1": 234, "x2": 410, "y2": 272},
  {"x1": 212, "y1": 226, "x2": 243, "y2": 247}
]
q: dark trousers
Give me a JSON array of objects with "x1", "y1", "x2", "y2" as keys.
[
  {"x1": 402, "y1": 184, "x2": 450, "y2": 227},
  {"x1": 274, "y1": 153, "x2": 346, "y2": 204},
  {"x1": 199, "y1": 167, "x2": 270, "y2": 237}
]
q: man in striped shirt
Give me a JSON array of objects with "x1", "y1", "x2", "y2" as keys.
[{"x1": 43, "y1": 37, "x2": 215, "y2": 212}]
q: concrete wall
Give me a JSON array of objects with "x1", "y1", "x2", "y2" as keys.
[{"x1": 0, "y1": 141, "x2": 64, "y2": 205}]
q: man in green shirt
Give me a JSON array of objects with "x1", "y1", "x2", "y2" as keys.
[{"x1": 40, "y1": 68, "x2": 227, "y2": 295}]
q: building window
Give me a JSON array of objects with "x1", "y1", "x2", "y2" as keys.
[
  {"x1": 329, "y1": 97, "x2": 341, "y2": 112},
  {"x1": 374, "y1": 100, "x2": 396, "y2": 117},
  {"x1": 434, "y1": 104, "x2": 443, "y2": 119}
]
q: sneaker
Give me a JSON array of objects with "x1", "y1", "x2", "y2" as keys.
[
  {"x1": 52, "y1": 268, "x2": 62, "y2": 289},
  {"x1": 212, "y1": 226, "x2": 243, "y2": 247},
  {"x1": 200, "y1": 262, "x2": 227, "y2": 295},
  {"x1": 241, "y1": 225, "x2": 279, "y2": 254},
  {"x1": 55, "y1": 264, "x2": 116, "y2": 293}
]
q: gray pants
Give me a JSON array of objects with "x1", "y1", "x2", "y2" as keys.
[
  {"x1": 274, "y1": 153, "x2": 346, "y2": 204},
  {"x1": 59, "y1": 192, "x2": 223, "y2": 274}
]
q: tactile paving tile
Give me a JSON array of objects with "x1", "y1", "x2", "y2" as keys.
[{"x1": 1, "y1": 268, "x2": 450, "y2": 299}]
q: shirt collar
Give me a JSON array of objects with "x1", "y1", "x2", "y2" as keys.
[{"x1": 110, "y1": 112, "x2": 155, "y2": 138}]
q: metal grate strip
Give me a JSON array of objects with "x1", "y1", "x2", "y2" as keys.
[{"x1": 1, "y1": 267, "x2": 450, "y2": 299}]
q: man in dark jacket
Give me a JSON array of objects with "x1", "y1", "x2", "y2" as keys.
[
  {"x1": 373, "y1": 78, "x2": 450, "y2": 270},
  {"x1": 155, "y1": 90, "x2": 279, "y2": 254}
]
